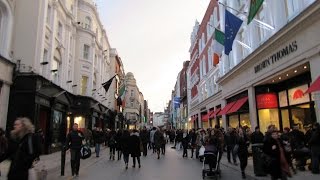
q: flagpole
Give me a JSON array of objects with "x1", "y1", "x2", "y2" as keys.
[{"x1": 217, "y1": 1, "x2": 247, "y2": 16}]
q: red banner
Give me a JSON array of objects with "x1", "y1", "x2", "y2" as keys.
[{"x1": 256, "y1": 93, "x2": 278, "y2": 109}]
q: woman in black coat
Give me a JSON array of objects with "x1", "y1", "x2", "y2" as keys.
[
  {"x1": 236, "y1": 128, "x2": 250, "y2": 179},
  {"x1": 129, "y1": 129, "x2": 141, "y2": 168},
  {"x1": 115, "y1": 130, "x2": 123, "y2": 160},
  {"x1": 121, "y1": 130, "x2": 131, "y2": 169},
  {"x1": 263, "y1": 130, "x2": 291, "y2": 180}
]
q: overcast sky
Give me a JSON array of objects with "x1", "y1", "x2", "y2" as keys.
[{"x1": 97, "y1": 0, "x2": 210, "y2": 112}]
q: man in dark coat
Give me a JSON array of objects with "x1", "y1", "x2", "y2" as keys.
[
  {"x1": 140, "y1": 126, "x2": 149, "y2": 156},
  {"x1": 309, "y1": 123, "x2": 320, "y2": 174},
  {"x1": 66, "y1": 123, "x2": 84, "y2": 177},
  {"x1": 290, "y1": 125, "x2": 307, "y2": 170},
  {"x1": 225, "y1": 127, "x2": 237, "y2": 164},
  {"x1": 154, "y1": 128, "x2": 164, "y2": 159},
  {"x1": 93, "y1": 127, "x2": 104, "y2": 157},
  {"x1": 129, "y1": 130, "x2": 141, "y2": 168}
]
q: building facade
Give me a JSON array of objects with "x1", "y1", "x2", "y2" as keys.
[
  {"x1": 187, "y1": 0, "x2": 320, "y2": 133},
  {"x1": 6, "y1": 0, "x2": 116, "y2": 153},
  {"x1": 0, "y1": 0, "x2": 14, "y2": 129}
]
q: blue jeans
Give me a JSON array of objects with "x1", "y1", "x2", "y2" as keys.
[{"x1": 95, "y1": 143, "x2": 101, "y2": 157}]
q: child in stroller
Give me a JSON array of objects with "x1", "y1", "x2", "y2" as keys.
[{"x1": 202, "y1": 138, "x2": 221, "y2": 179}]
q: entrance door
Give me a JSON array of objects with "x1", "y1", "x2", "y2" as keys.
[{"x1": 39, "y1": 108, "x2": 50, "y2": 154}]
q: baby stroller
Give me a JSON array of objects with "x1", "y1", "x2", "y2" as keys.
[{"x1": 202, "y1": 144, "x2": 221, "y2": 179}]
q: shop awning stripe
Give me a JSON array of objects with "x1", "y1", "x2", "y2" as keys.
[
  {"x1": 305, "y1": 75, "x2": 320, "y2": 94},
  {"x1": 218, "y1": 102, "x2": 236, "y2": 116},
  {"x1": 227, "y1": 97, "x2": 248, "y2": 114}
]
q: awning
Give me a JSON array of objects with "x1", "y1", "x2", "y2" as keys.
[
  {"x1": 217, "y1": 102, "x2": 236, "y2": 116},
  {"x1": 208, "y1": 109, "x2": 215, "y2": 118},
  {"x1": 201, "y1": 114, "x2": 209, "y2": 122},
  {"x1": 227, "y1": 97, "x2": 248, "y2": 114},
  {"x1": 209, "y1": 108, "x2": 221, "y2": 118},
  {"x1": 305, "y1": 76, "x2": 320, "y2": 94}
]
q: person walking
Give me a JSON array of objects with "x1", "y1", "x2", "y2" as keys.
[
  {"x1": 129, "y1": 129, "x2": 141, "y2": 168},
  {"x1": 140, "y1": 126, "x2": 149, "y2": 156},
  {"x1": 182, "y1": 129, "x2": 189, "y2": 158},
  {"x1": 0, "y1": 117, "x2": 40, "y2": 180},
  {"x1": 93, "y1": 127, "x2": 104, "y2": 157},
  {"x1": 121, "y1": 130, "x2": 131, "y2": 169},
  {"x1": 66, "y1": 123, "x2": 85, "y2": 177},
  {"x1": 189, "y1": 129, "x2": 197, "y2": 158},
  {"x1": 154, "y1": 128, "x2": 164, "y2": 159},
  {"x1": 225, "y1": 127, "x2": 238, "y2": 165},
  {"x1": 236, "y1": 127, "x2": 250, "y2": 179},
  {"x1": 263, "y1": 130, "x2": 291, "y2": 180},
  {"x1": 108, "y1": 130, "x2": 117, "y2": 160},
  {"x1": 309, "y1": 123, "x2": 320, "y2": 174},
  {"x1": 0, "y1": 128, "x2": 8, "y2": 177},
  {"x1": 160, "y1": 130, "x2": 166, "y2": 155},
  {"x1": 115, "y1": 130, "x2": 123, "y2": 160},
  {"x1": 150, "y1": 127, "x2": 156, "y2": 153}
]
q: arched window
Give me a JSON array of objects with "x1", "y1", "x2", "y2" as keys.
[
  {"x1": 0, "y1": 0, "x2": 13, "y2": 58},
  {"x1": 85, "y1": 16, "x2": 91, "y2": 29}
]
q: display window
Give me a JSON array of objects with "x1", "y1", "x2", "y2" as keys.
[
  {"x1": 74, "y1": 116, "x2": 86, "y2": 131},
  {"x1": 240, "y1": 113, "x2": 251, "y2": 128},
  {"x1": 228, "y1": 115, "x2": 239, "y2": 128},
  {"x1": 258, "y1": 109, "x2": 280, "y2": 133}
]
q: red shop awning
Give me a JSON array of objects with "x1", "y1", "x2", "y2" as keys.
[
  {"x1": 305, "y1": 76, "x2": 320, "y2": 94},
  {"x1": 208, "y1": 109, "x2": 215, "y2": 118},
  {"x1": 218, "y1": 102, "x2": 236, "y2": 116},
  {"x1": 227, "y1": 97, "x2": 248, "y2": 114},
  {"x1": 209, "y1": 108, "x2": 221, "y2": 118}
]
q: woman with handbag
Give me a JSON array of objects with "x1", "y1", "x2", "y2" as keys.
[{"x1": 264, "y1": 130, "x2": 291, "y2": 180}]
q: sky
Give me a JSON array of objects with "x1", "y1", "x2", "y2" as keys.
[{"x1": 96, "y1": 0, "x2": 210, "y2": 112}]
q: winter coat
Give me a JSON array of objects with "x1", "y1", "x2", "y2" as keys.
[
  {"x1": 120, "y1": 134, "x2": 131, "y2": 155},
  {"x1": 93, "y1": 130, "x2": 105, "y2": 144},
  {"x1": 189, "y1": 131, "x2": 197, "y2": 146},
  {"x1": 3, "y1": 133, "x2": 39, "y2": 180},
  {"x1": 263, "y1": 138, "x2": 286, "y2": 179},
  {"x1": 150, "y1": 130, "x2": 156, "y2": 143},
  {"x1": 115, "y1": 132, "x2": 122, "y2": 150},
  {"x1": 154, "y1": 131, "x2": 164, "y2": 149},
  {"x1": 236, "y1": 135, "x2": 249, "y2": 156},
  {"x1": 182, "y1": 133, "x2": 190, "y2": 148},
  {"x1": 129, "y1": 133, "x2": 141, "y2": 157},
  {"x1": 140, "y1": 130, "x2": 149, "y2": 144},
  {"x1": 66, "y1": 130, "x2": 85, "y2": 150},
  {"x1": 309, "y1": 129, "x2": 320, "y2": 148},
  {"x1": 290, "y1": 129, "x2": 305, "y2": 150},
  {"x1": 0, "y1": 135, "x2": 8, "y2": 159},
  {"x1": 224, "y1": 131, "x2": 236, "y2": 146},
  {"x1": 251, "y1": 131, "x2": 264, "y2": 144}
]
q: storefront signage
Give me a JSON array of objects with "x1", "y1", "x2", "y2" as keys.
[
  {"x1": 254, "y1": 41, "x2": 298, "y2": 73},
  {"x1": 256, "y1": 93, "x2": 278, "y2": 109},
  {"x1": 288, "y1": 84, "x2": 310, "y2": 105},
  {"x1": 35, "y1": 96, "x2": 50, "y2": 107}
]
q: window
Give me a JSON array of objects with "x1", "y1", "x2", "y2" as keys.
[
  {"x1": 81, "y1": 76, "x2": 88, "y2": 95},
  {"x1": 57, "y1": 21, "x2": 63, "y2": 39},
  {"x1": 85, "y1": 16, "x2": 91, "y2": 29},
  {"x1": 131, "y1": 90, "x2": 134, "y2": 97},
  {"x1": 286, "y1": 0, "x2": 300, "y2": 19},
  {"x1": 52, "y1": 49, "x2": 61, "y2": 83},
  {"x1": 43, "y1": 49, "x2": 48, "y2": 63},
  {"x1": 131, "y1": 101, "x2": 134, "y2": 108},
  {"x1": 46, "y1": 5, "x2": 51, "y2": 24},
  {"x1": 83, "y1": 44, "x2": 90, "y2": 59}
]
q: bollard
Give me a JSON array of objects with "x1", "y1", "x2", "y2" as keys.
[{"x1": 61, "y1": 146, "x2": 66, "y2": 176}]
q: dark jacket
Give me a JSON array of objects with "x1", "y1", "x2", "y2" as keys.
[
  {"x1": 290, "y1": 129, "x2": 305, "y2": 150},
  {"x1": 115, "y1": 131, "x2": 122, "y2": 150},
  {"x1": 93, "y1": 130, "x2": 105, "y2": 144},
  {"x1": 251, "y1": 131, "x2": 264, "y2": 144},
  {"x1": 237, "y1": 135, "x2": 249, "y2": 155},
  {"x1": 140, "y1": 129, "x2": 149, "y2": 144},
  {"x1": 154, "y1": 130, "x2": 164, "y2": 149},
  {"x1": 129, "y1": 133, "x2": 141, "y2": 157},
  {"x1": 66, "y1": 130, "x2": 84, "y2": 150},
  {"x1": 224, "y1": 131, "x2": 236, "y2": 146},
  {"x1": 263, "y1": 138, "x2": 285, "y2": 178},
  {"x1": 120, "y1": 133, "x2": 131, "y2": 155},
  {"x1": 182, "y1": 133, "x2": 190, "y2": 148},
  {"x1": 309, "y1": 129, "x2": 320, "y2": 147},
  {"x1": 3, "y1": 134, "x2": 39, "y2": 180}
]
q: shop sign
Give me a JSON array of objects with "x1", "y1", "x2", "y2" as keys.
[
  {"x1": 256, "y1": 93, "x2": 278, "y2": 109},
  {"x1": 288, "y1": 84, "x2": 309, "y2": 105},
  {"x1": 254, "y1": 41, "x2": 298, "y2": 73},
  {"x1": 35, "y1": 96, "x2": 50, "y2": 107}
]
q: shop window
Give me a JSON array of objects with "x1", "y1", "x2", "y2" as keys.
[
  {"x1": 202, "y1": 121, "x2": 209, "y2": 130},
  {"x1": 240, "y1": 113, "x2": 251, "y2": 129},
  {"x1": 74, "y1": 116, "x2": 86, "y2": 131},
  {"x1": 291, "y1": 104, "x2": 312, "y2": 133},
  {"x1": 52, "y1": 110, "x2": 62, "y2": 148},
  {"x1": 258, "y1": 109, "x2": 280, "y2": 133},
  {"x1": 228, "y1": 115, "x2": 239, "y2": 128}
]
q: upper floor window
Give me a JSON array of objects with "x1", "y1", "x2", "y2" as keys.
[
  {"x1": 52, "y1": 49, "x2": 62, "y2": 83},
  {"x1": 131, "y1": 101, "x2": 134, "y2": 108},
  {"x1": 85, "y1": 16, "x2": 91, "y2": 30},
  {"x1": 83, "y1": 44, "x2": 90, "y2": 60},
  {"x1": 131, "y1": 90, "x2": 134, "y2": 97},
  {"x1": 46, "y1": 5, "x2": 51, "y2": 24},
  {"x1": 81, "y1": 76, "x2": 88, "y2": 95},
  {"x1": 43, "y1": 49, "x2": 48, "y2": 63},
  {"x1": 57, "y1": 21, "x2": 63, "y2": 39},
  {"x1": 286, "y1": 0, "x2": 300, "y2": 19}
]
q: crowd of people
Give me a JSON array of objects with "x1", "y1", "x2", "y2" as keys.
[{"x1": 1, "y1": 116, "x2": 320, "y2": 180}]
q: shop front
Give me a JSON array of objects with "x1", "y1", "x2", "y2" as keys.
[
  {"x1": 201, "y1": 112, "x2": 209, "y2": 129},
  {"x1": 209, "y1": 106, "x2": 221, "y2": 128}
]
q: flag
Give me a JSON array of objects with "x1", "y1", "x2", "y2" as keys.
[
  {"x1": 225, "y1": 10, "x2": 243, "y2": 55},
  {"x1": 117, "y1": 84, "x2": 126, "y2": 107},
  {"x1": 213, "y1": 28, "x2": 225, "y2": 65},
  {"x1": 247, "y1": 0, "x2": 264, "y2": 25},
  {"x1": 173, "y1": 97, "x2": 180, "y2": 109},
  {"x1": 102, "y1": 75, "x2": 116, "y2": 93}
]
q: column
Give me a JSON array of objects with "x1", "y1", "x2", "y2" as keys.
[
  {"x1": 221, "y1": 99, "x2": 227, "y2": 129},
  {"x1": 248, "y1": 86, "x2": 258, "y2": 131}
]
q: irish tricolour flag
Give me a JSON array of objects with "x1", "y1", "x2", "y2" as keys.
[{"x1": 213, "y1": 28, "x2": 225, "y2": 65}]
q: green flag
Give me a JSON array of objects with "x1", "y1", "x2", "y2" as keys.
[
  {"x1": 213, "y1": 28, "x2": 225, "y2": 66},
  {"x1": 247, "y1": 0, "x2": 264, "y2": 25}
]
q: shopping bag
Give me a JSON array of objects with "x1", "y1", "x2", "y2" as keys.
[
  {"x1": 81, "y1": 145, "x2": 91, "y2": 159},
  {"x1": 199, "y1": 145, "x2": 205, "y2": 156}
]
